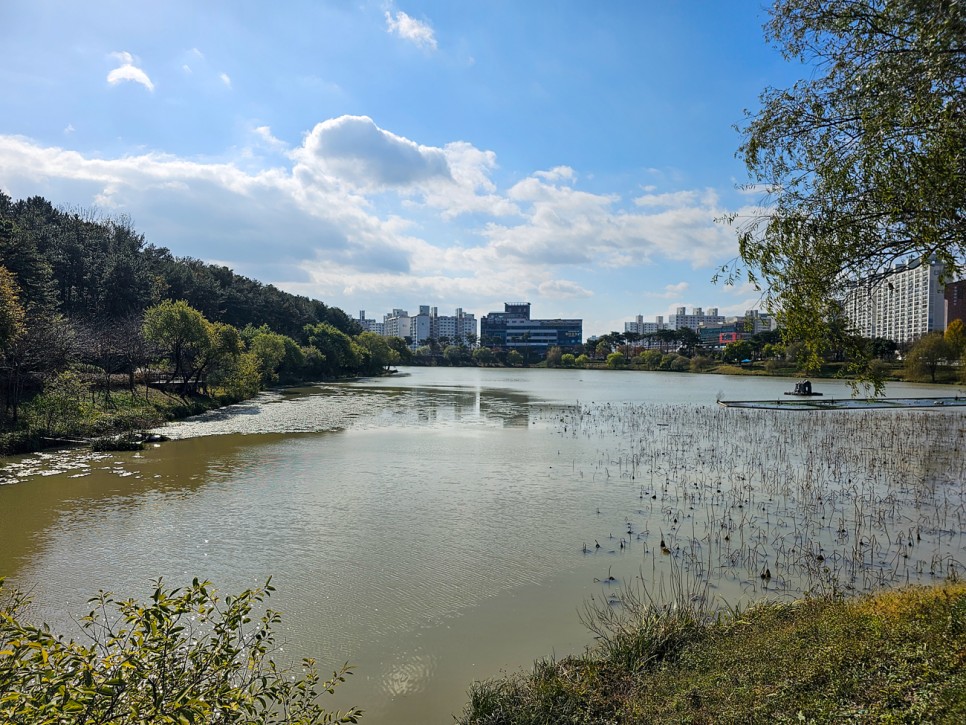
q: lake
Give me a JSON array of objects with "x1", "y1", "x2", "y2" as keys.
[{"x1": 1, "y1": 367, "x2": 964, "y2": 723}]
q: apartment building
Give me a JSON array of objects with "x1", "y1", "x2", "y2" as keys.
[
  {"x1": 626, "y1": 308, "x2": 774, "y2": 337},
  {"x1": 667, "y1": 306, "x2": 725, "y2": 330},
  {"x1": 624, "y1": 315, "x2": 669, "y2": 334},
  {"x1": 842, "y1": 257, "x2": 946, "y2": 344},
  {"x1": 377, "y1": 305, "x2": 477, "y2": 350}
]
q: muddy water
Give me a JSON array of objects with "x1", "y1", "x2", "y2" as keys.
[{"x1": 1, "y1": 369, "x2": 963, "y2": 723}]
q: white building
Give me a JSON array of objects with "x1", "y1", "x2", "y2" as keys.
[
  {"x1": 624, "y1": 307, "x2": 726, "y2": 332},
  {"x1": 625, "y1": 315, "x2": 669, "y2": 334},
  {"x1": 379, "y1": 305, "x2": 477, "y2": 350},
  {"x1": 383, "y1": 309, "x2": 412, "y2": 339},
  {"x1": 842, "y1": 257, "x2": 946, "y2": 344},
  {"x1": 431, "y1": 307, "x2": 477, "y2": 344},
  {"x1": 626, "y1": 307, "x2": 775, "y2": 338},
  {"x1": 667, "y1": 306, "x2": 725, "y2": 331}
]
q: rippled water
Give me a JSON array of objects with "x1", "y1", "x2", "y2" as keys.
[{"x1": 1, "y1": 368, "x2": 964, "y2": 723}]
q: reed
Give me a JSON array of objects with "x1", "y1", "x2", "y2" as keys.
[{"x1": 545, "y1": 401, "x2": 965, "y2": 601}]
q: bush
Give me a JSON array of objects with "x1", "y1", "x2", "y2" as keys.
[
  {"x1": 545, "y1": 346, "x2": 563, "y2": 367},
  {"x1": 0, "y1": 577, "x2": 362, "y2": 724},
  {"x1": 22, "y1": 370, "x2": 89, "y2": 436},
  {"x1": 606, "y1": 351, "x2": 626, "y2": 368},
  {"x1": 660, "y1": 354, "x2": 689, "y2": 371},
  {"x1": 637, "y1": 350, "x2": 662, "y2": 370},
  {"x1": 689, "y1": 355, "x2": 714, "y2": 372},
  {"x1": 667, "y1": 355, "x2": 690, "y2": 372},
  {"x1": 472, "y1": 347, "x2": 495, "y2": 366}
]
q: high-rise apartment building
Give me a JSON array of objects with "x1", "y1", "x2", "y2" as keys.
[
  {"x1": 842, "y1": 257, "x2": 946, "y2": 344},
  {"x1": 382, "y1": 309, "x2": 412, "y2": 340},
  {"x1": 430, "y1": 307, "x2": 477, "y2": 343},
  {"x1": 378, "y1": 305, "x2": 477, "y2": 350},
  {"x1": 624, "y1": 315, "x2": 668, "y2": 334},
  {"x1": 667, "y1": 307, "x2": 725, "y2": 330}
]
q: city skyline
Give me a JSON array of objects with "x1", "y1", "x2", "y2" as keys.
[{"x1": 0, "y1": 1, "x2": 800, "y2": 337}]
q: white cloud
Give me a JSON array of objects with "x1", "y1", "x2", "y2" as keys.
[
  {"x1": 634, "y1": 190, "x2": 698, "y2": 208},
  {"x1": 482, "y1": 173, "x2": 735, "y2": 270},
  {"x1": 219, "y1": 72, "x2": 232, "y2": 88},
  {"x1": 63, "y1": 124, "x2": 75, "y2": 135},
  {"x1": 538, "y1": 279, "x2": 593, "y2": 299},
  {"x1": 385, "y1": 8, "x2": 437, "y2": 50},
  {"x1": 293, "y1": 115, "x2": 452, "y2": 190},
  {"x1": 106, "y1": 51, "x2": 155, "y2": 92},
  {"x1": 422, "y1": 141, "x2": 519, "y2": 219},
  {"x1": 662, "y1": 282, "x2": 690, "y2": 296},
  {"x1": 253, "y1": 126, "x2": 288, "y2": 151},
  {"x1": 0, "y1": 119, "x2": 744, "y2": 329},
  {"x1": 534, "y1": 166, "x2": 576, "y2": 183}
]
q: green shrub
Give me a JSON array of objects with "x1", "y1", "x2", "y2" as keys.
[
  {"x1": 606, "y1": 351, "x2": 626, "y2": 368},
  {"x1": 689, "y1": 355, "x2": 714, "y2": 372},
  {"x1": 22, "y1": 370, "x2": 89, "y2": 436},
  {"x1": 0, "y1": 577, "x2": 362, "y2": 724}
]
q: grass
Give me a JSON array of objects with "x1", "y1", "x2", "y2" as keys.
[{"x1": 458, "y1": 581, "x2": 966, "y2": 724}]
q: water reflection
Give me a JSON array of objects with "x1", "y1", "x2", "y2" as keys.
[{"x1": 151, "y1": 381, "x2": 542, "y2": 439}]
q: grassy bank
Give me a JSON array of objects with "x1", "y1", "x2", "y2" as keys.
[
  {"x1": 459, "y1": 581, "x2": 966, "y2": 723},
  {"x1": 0, "y1": 388, "x2": 229, "y2": 457}
]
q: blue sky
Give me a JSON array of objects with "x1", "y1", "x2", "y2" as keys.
[{"x1": 0, "y1": 1, "x2": 799, "y2": 336}]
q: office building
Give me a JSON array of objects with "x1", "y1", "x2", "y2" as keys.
[{"x1": 480, "y1": 303, "x2": 582, "y2": 351}]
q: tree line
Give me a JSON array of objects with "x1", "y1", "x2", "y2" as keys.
[{"x1": 0, "y1": 192, "x2": 412, "y2": 441}]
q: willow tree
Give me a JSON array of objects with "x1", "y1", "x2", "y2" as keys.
[{"x1": 726, "y1": 0, "x2": 965, "y2": 375}]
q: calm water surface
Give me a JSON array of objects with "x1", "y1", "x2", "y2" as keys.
[{"x1": 1, "y1": 368, "x2": 964, "y2": 723}]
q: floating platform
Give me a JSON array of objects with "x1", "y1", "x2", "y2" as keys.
[{"x1": 718, "y1": 396, "x2": 966, "y2": 411}]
